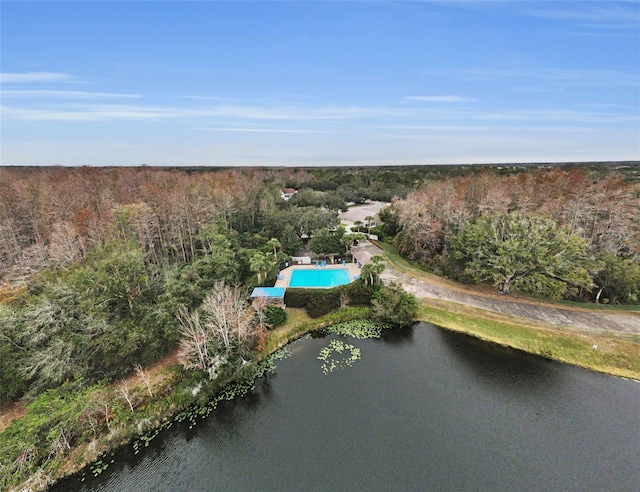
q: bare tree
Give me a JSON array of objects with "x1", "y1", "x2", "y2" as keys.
[
  {"x1": 252, "y1": 295, "x2": 270, "y2": 332},
  {"x1": 251, "y1": 296, "x2": 270, "y2": 351},
  {"x1": 177, "y1": 307, "x2": 213, "y2": 373},
  {"x1": 6, "y1": 243, "x2": 50, "y2": 284},
  {"x1": 134, "y1": 363, "x2": 153, "y2": 397},
  {"x1": 49, "y1": 427, "x2": 72, "y2": 459},
  {"x1": 97, "y1": 397, "x2": 112, "y2": 432},
  {"x1": 118, "y1": 381, "x2": 135, "y2": 411},
  {"x1": 178, "y1": 282, "x2": 258, "y2": 378},
  {"x1": 49, "y1": 221, "x2": 84, "y2": 268},
  {"x1": 201, "y1": 282, "x2": 255, "y2": 358}
]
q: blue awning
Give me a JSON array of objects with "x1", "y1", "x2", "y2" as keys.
[{"x1": 251, "y1": 287, "x2": 285, "y2": 299}]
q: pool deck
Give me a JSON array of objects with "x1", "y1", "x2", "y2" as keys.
[{"x1": 275, "y1": 262, "x2": 362, "y2": 288}]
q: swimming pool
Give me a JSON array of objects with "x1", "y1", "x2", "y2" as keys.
[{"x1": 289, "y1": 268, "x2": 351, "y2": 288}]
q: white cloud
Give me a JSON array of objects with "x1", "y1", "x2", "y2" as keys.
[
  {"x1": 0, "y1": 105, "x2": 179, "y2": 121},
  {"x1": 405, "y1": 95, "x2": 475, "y2": 103},
  {"x1": 0, "y1": 102, "x2": 405, "y2": 122},
  {"x1": 374, "y1": 124, "x2": 594, "y2": 134},
  {"x1": 0, "y1": 72, "x2": 74, "y2": 83},
  {"x1": 201, "y1": 104, "x2": 390, "y2": 120},
  {"x1": 527, "y1": 4, "x2": 640, "y2": 30},
  {"x1": 195, "y1": 127, "x2": 329, "y2": 133},
  {"x1": 2, "y1": 90, "x2": 140, "y2": 99},
  {"x1": 476, "y1": 109, "x2": 638, "y2": 124},
  {"x1": 463, "y1": 67, "x2": 639, "y2": 88}
]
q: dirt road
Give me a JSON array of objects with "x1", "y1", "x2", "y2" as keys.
[{"x1": 357, "y1": 242, "x2": 640, "y2": 335}]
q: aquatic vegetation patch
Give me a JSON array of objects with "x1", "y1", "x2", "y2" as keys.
[
  {"x1": 324, "y1": 318, "x2": 389, "y2": 339},
  {"x1": 315, "y1": 320, "x2": 387, "y2": 374},
  {"x1": 131, "y1": 347, "x2": 291, "y2": 452},
  {"x1": 270, "y1": 346, "x2": 292, "y2": 361},
  {"x1": 89, "y1": 456, "x2": 114, "y2": 477},
  {"x1": 317, "y1": 339, "x2": 361, "y2": 374}
]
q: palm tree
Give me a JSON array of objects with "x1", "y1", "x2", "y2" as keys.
[
  {"x1": 365, "y1": 215, "x2": 375, "y2": 235},
  {"x1": 268, "y1": 238, "x2": 281, "y2": 256},
  {"x1": 361, "y1": 255, "x2": 386, "y2": 285},
  {"x1": 250, "y1": 251, "x2": 268, "y2": 285},
  {"x1": 341, "y1": 232, "x2": 366, "y2": 259},
  {"x1": 353, "y1": 220, "x2": 364, "y2": 233}
]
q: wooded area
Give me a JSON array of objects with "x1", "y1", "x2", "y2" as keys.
[
  {"x1": 0, "y1": 163, "x2": 638, "y2": 491},
  {"x1": 390, "y1": 166, "x2": 640, "y2": 302},
  {"x1": 1, "y1": 163, "x2": 639, "y2": 406}
]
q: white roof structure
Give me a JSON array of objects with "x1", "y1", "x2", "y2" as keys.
[{"x1": 353, "y1": 250, "x2": 373, "y2": 267}]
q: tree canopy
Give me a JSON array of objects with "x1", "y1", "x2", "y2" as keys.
[
  {"x1": 452, "y1": 212, "x2": 594, "y2": 298},
  {"x1": 371, "y1": 282, "x2": 418, "y2": 327},
  {"x1": 390, "y1": 167, "x2": 640, "y2": 302},
  {"x1": 308, "y1": 228, "x2": 345, "y2": 256}
]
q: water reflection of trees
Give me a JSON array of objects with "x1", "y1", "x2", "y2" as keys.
[
  {"x1": 379, "y1": 323, "x2": 415, "y2": 345},
  {"x1": 435, "y1": 325, "x2": 559, "y2": 395}
]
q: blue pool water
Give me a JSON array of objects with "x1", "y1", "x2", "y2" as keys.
[{"x1": 289, "y1": 268, "x2": 351, "y2": 288}]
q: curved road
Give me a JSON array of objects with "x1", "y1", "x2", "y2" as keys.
[{"x1": 358, "y1": 242, "x2": 640, "y2": 335}]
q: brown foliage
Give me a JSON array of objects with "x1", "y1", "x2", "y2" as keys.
[
  {"x1": 394, "y1": 168, "x2": 640, "y2": 261},
  {"x1": 0, "y1": 167, "x2": 275, "y2": 283}
]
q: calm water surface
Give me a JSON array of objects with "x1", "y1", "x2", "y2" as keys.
[{"x1": 55, "y1": 323, "x2": 640, "y2": 492}]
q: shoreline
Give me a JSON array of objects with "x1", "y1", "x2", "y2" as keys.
[
  {"x1": 417, "y1": 299, "x2": 640, "y2": 381},
  {"x1": 9, "y1": 308, "x2": 371, "y2": 491},
  {"x1": 4, "y1": 304, "x2": 639, "y2": 491}
]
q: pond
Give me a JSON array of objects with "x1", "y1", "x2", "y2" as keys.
[{"x1": 54, "y1": 323, "x2": 640, "y2": 491}]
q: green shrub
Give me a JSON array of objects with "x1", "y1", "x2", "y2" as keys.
[
  {"x1": 371, "y1": 282, "x2": 419, "y2": 327},
  {"x1": 307, "y1": 289, "x2": 341, "y2": 317},
  {"x1": 340, "y1": 281, "x2": 377, "y2": 305},
  {"x1": 265, "y1": 305, "x2": 287, "y2": 328},
  {"x1": 284, "y1": 288, "x2": 313, "y2": 308},
  {"x1": 285, "y1": 283, "x2": 376, "y2": 317}
]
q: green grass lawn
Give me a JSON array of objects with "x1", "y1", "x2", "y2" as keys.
[
  {"x1": 262, "y1": 306, "x2": 372, "y2": 356},
  {"x1": 419, "y1": 299, "x2": 640, "y2": 380}
]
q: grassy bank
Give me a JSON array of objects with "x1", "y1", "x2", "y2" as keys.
[
  {"x1": 372, "y1": 240, "x2": 640, "y2": 379},
  {"x1": 261, "y1": 306, "x2": 372, "y2": 356},
  {"x1": 418, "y1": 298, "x2": 640, "y2": 380}
]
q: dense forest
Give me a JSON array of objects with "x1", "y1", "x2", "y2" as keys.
[
  {"x1": 0, "y1": 163, "x2": 639, "y2": 490},
  {"x1": 388, "y1": 166, "x2": 640, "y2": 302}
]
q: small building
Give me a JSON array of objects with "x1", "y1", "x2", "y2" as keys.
[
  {"x1": 352, "y1": 250, "x2": 373, "y2": 268},
  {"x1": 280, "y1": 188, "x2": 297, "y2": 201},
  {"x1": 292, "y1": 256, "x2": 312, "y2": 265},
  {"x1": 250, "y1": 287, "x2": 286, "y2": 306}
]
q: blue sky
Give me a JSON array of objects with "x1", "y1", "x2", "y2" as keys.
[{"x1": 1, "y1": 1, "x2": 638, "y2": 166}]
